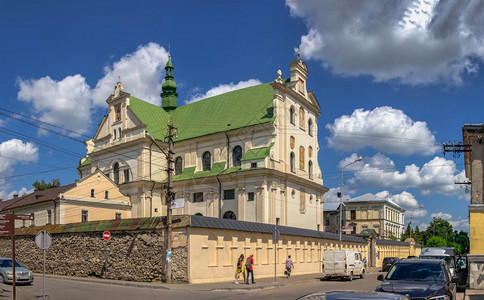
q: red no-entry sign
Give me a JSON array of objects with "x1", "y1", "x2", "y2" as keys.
[{"x1": 103, "y1": 231, "x2": 111, "y2": 241}]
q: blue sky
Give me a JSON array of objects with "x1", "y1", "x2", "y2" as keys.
[{"x1": 1, "y1": 1, "x2": 483, "y2": 232}]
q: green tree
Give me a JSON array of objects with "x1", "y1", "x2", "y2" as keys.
[
  {"x1": 400, "y1": 223, "x2": 413, "y2": 242},
  {"x1": 414, "y1": 226, "x2": 424, "y2": 245},
  {"x1": 448, "y1": 242, "x2": 463, "y2": 255},
  {"x1": 32, "y1": 178, "x2": 60, "y2": 191},
  {"x1": 426, "y1": 236, "x2": 447, "y2": 247},
  {"x1": 455, "y1": 231, "x2": 470, "y2": 254},
  {"x1": 425, "y1": 217, "x2": 454, "y2": 245}
]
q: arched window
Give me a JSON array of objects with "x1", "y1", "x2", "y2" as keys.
[
  {"x1": 113, "y1": 130, "x2": 117, "y2": 140},
  {"x1": 115, "y1": 104, "x2": 121, "y2": 121},
  {"x1": 299, "y1": 107, "x2": 305, "y2": 128},
  {"x1": 309, "y1": 160, "x2": 313, "y2": 179},
  {"x1": 105, "y1": 191, "x2": 109, "y2": 199},
  {"x1": 290, "y1": 152, "x2": 295, "y2": 173},
  {"x1": 113, "y1": 163, "x2": 119, "y2": 184},
  {"x1": 290, "y1": 136, "x2": 295, "y2": 150},
  {"x1": 195, "y1": 213, "x2": 203, "y2": 216},
  {"x1": 289, "y1": 106, "x2": 295, "y2": 125},
  {"x1": 299, "y1": 146, "x2": 305, "y2": 170},
  {"x1": 90, "y1": 189, "x2": 95, "y2": 197},
  {"x1": 118, "y1": 128, "x2": 122, "y2": 139},
  {"x1": 223, "y1": 211, "x2": 237, "y2": 220},
  {"x1": 175, "y1": 156, "x2": 183, "y2": 175},
  {"x1": 308, "y1": 118, "x2": 313, "y2": 136},
  {"x1": 202, "y1": 151, "x2": 211, "y2": 171},
  {"x1": 232, "y1": 146, "x2": 242, "y2": 167}
]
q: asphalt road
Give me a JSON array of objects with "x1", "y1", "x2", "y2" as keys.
[{"x1": 0, "y1": 272, "x2": 465, "y2": 300}]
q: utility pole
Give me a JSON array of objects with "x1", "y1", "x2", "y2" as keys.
[
  {"x1": 146, "y1": 124, "x2": 176, "y2": 283},
  {"x1": 165, "y1": 124, "x2": 175, "y2": 283}
]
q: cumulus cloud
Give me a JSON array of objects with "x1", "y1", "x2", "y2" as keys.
[
  {"x1": 186, "y1": 79, "x2": 263, "y2": 104},
  {"x1": 430, "y1": 212, "x2": 469, "y2": 231},
  {"x1": 17, "y1": 43, "x2": 168, "y2": 135},
  {"x1": 0, "y1": 187, "x2": 33, "y2": 201},
  {"x1": 431, "y1": 212, "x2": 452, "y2": 220},
  {"x1": 286, "y1": 0, "x2": 484, "y2": 85},
  {"x1": 326, "y1": 106, "x2": 439, "y2": 155},
  {"x1": 345, "y1": 153, "x2": 467, "y2": 195}
]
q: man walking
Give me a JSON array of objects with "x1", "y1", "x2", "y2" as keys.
[{"x1": 245, "y1": 254, "x2": 255, "y2": 284}]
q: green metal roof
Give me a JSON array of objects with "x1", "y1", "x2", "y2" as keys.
[
  {"x1": 128, "y1": 96, "x2": 171, "y2": 140},
  {"x1": 170, "y1": 162, "x2": 226, "y2": 182},
  {"x1": 240, "y1": 142, "x2": 274, "y2": 161},
  {"x1": 78, "y1": 156, "x2": 91, "y2": 167}
]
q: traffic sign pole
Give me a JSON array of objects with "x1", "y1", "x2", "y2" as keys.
[{"x1": 103, "y1": 231, "x2": 111, "y2": 279}]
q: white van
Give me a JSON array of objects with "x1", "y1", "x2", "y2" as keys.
[{"x1": 322, "y1": 250, "x2": 365, "y2": 281}]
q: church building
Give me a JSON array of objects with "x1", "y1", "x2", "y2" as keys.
[{"x1": 78, "y1": 53, "x2": 328, "y2": 230}]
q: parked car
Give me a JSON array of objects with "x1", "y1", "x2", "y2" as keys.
[
  {"x1": 420, "y1": 247, "x2": 456, "y2": 276},
  {"x1": 376, "y1": 258, "x2": 457, "y2": 300},
  {"x1": 297, "y1": 290, "x2": 409, "y2": 300},
  {"x1": 321, "y1": 250, "x2": 365, "y2": 281},
  {"x1": 381, "y1": 257, "x2": 399, "y2": 272},
  {"x1": 455, "y1": 255, "x2": 468, "y2": 292},
  {"x1": 0, "y1": 258, "x2": 34, "y2": 285}
]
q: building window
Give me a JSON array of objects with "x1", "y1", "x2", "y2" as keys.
[
  {"x1": 105, "y1": 191, "x2": 109, "y2": 199},
  {"x1": 115, "y1": 213, "x2": 122, "y2": 220},
  {"x1": 232, "y1": 146, "x2": 242, "y2": 167},
  {"x1": 300, "y1": 191, "x2": 306, "y2": 213},
  {"x1": 248, "y1": 192, "x2": 255, "y2": 201},
  {"x1": 124, "y1": 169, "x2": 130, "y2": 183},
  {"x1": 223, "y1": 211, "x2": 237, "y2": 220},
  {"x1": 299, "y1": 107, "x2": 305, "y2": 128},
  {"x1": 289, "y1": 106, "x2": 295, "y2": 125},
  {"x1": 113, "y1": 129, "x2": 117, "y2": 139},
  {"x1": 299, "y1": 146, "x2": 305, "y2": 170},
  {"x1": 193, "y1": 192, "x2": 204, "y2": 203},
  {"x1": 350, "y1": 210, "x2": 356, "y2": 220},
  {"x1": 118, "y1": 128, "x2": 122, "y2": 139},
  {"x1": 113, "y1": 163, "x2": 119, "y2": 184},
  {"x1": 115, "y1": 104, "x2": 121, "y2": 121},
  {"x1": 47, "y1": 210, "x2": 52, "y2": 224},
  {"x1": 202, "y1": 151, "x2": 211, "y2": 171},
  {"x1": 195, "y1": 213, "x2": 203, "y2": 216},
  {"x1": 91, "y1": 189, "x2": 95, "y2": 197},
  {"x1": 324, "y1": 217, "x2": 330, "y2": 226},
  {"x1": 290, "y1": 152, "x2": 295, "y2": 173},
  {"x1": 290, "y1": 136, "x2": 295, "y2": 150},
  {"x1": 81, "y1": 210, "x2": 88, "y2": 223},
  {"x1": 308, "y1": 146, "x2": 313, "y2": 158},
  {"x1": 308, "y1": 118, "x2": 313, "y2": 136},
  {"x1": 223, "y1": 189, "x2": 235, "y2": 200},
  {"x1": 175, "y1": 156, "x2": 183, "y2": 175},
  {"x1": 251, "y1": 162, "x2": 257, "y2": 168},
  {"x1": 308, "y1": 160, "x2": 313, "y2": 179}
]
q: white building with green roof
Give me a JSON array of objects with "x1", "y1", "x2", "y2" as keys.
[{"x1": 78, "y1": 54, "x2": 328, "y2": 230}]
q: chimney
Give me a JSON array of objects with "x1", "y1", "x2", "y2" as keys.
[{"x1": 13, "y1": 194, "x2": 18, "y2": 199}]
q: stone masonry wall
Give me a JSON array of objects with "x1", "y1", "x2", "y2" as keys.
[{"x1": 0, "y1": 230, "x2": 188, "y2": 283}]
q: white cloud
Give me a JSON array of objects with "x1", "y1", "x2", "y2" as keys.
[
  {"x1": 186, "y1": 79, "x2": 262, "y2": 104},
  {"x1": 91, "y1": 42, "x2": 168, "y2": 107},
  {"x1": 17, "y1": 43, "x2": 169, "y2": 135},
  {"x1": 326, "y1": 106, "x2": 439, "y2": 155},
  {"x1": 431, "y1": 212, "x2": 452, "y2": 220},
  {"x1": 286, "y1": 0, "x2": 484, "y2": 85},
  {"x1": 0, "y1": 187, "x2": 33, "y2": 201},
  {"x1": 346, "y1": 153, "x2": 467, "y2": 196}
]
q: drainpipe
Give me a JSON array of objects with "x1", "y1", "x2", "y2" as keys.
[
  {"x1": 149, "y1": 181, "x2": 156, "y2": 217},
  {"x1": 216, "y1": 132, "x2": 230, "y2": 218}
]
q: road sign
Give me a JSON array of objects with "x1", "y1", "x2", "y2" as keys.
[
  {"x1": 0, "y1": 214, "x2": 12, "y2": 236},
  {"x1": 103, "y1": 231, "x2": 111, "y2": 241},
  {"x1": 14, "y1": 214, "x2": 34, "y2": 220},
  {"x1": 35, "y1": 230, "x2": 52, "y2": 250}
]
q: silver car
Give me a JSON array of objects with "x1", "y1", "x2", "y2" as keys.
[{"x1": 0, "y1": 258, "x2": 34, "y2": 285}]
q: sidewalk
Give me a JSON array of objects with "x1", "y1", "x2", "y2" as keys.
[{"x1": 36, "y1": 267, "x2": 381, "y2": 292}]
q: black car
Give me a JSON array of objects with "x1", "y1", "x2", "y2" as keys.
[
  {"x1": 297, "y1": 291, "x2": 408, "y2": 300},
  {"x1": 381, "y1": 257, "x2": 399, "y2": 272},
  {"x1": 376, "y1": 258, "x2": 457, "y2": 300}
]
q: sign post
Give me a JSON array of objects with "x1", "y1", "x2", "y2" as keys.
[
  {"x1": 35, "y1": 230, "x2": 52, "y2": 299},
  {"x1": 103, "y1": 231, "x2": 111, "y2": 279}
]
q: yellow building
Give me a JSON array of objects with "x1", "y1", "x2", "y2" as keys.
[
  {"x1": 343, "y1": 193, "x2": 405, "y2": 239},
  {"x1": 0, "y1": 170, "x2": 131, "y2": 226},
  {"x1": 462, "y1": 124, "x2": 484, "y2": 290}
]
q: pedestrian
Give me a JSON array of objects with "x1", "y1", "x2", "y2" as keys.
[
  {"x1": 363, "y1": 257, "x2": 368, "y2": 268},
  {"x1": 234, "y1": 254, "x2": 245, "y2": 284},
  {"x1": 245, "y1": 253, "x2": 255, "y2": 284},
  {"x1": 285, "y1": 255, "x2": 294, "y2": 278}
]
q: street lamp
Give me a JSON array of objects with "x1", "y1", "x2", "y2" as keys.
[
  {"x1": 409, "y1": 205, "x2": 424, "y2": 241},
  {"x1": 339, "y1": 157, "x2": 363, "y2": 249}
]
